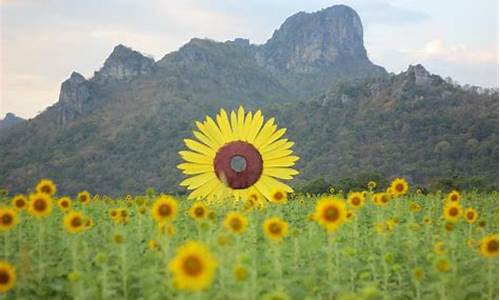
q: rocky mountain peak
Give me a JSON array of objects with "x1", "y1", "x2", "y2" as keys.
[
  {"x1": 94, "y1": 44, "x2": 155, "y2": 81},
  {"x1": 259, "y1": 4, "x2": 370, "y2": 72},
  {"x1": 0, "y1": 113, "x2": 24, "y2": 130},
  {"x1": 56, "y1": 71, "x2": 94, "y2": 124},
  {"x1": 404, "y1": 64, "x2": 444, "y2": 86}
]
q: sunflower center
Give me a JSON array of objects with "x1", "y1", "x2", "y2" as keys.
[
  {"x1": 449, "y1": 207, "x2": 458, "y2": 216},
  {"x1": 273, "y1": 191, "x2": 284, "y2": 201},
  {"x1": 41, "y1": 185, "x2": 52, "y2": 194},
  {"x1": 15, "y1": 199, "x2": 25, "y2": 208},
  {"x1": 80, "y1": 195, "x2": 88, "y2": 202},
  {"x1": 487, "y1": 240, "x2": 498, "y2": 252},
  {"x1": 1, "y1": 214, "x2": 13, "y2": 225},
  {"x1": 61, "y1": 201, "x2": 69, "y2": 208},
  {"x1": 0, "y1": 270, "x2": 9, "y2": 284},
  {"x1": 467, "y1": 212, "x2": 474, "y2": 220},
  {"x1": 324, "y1": 206, "x2": 339, "y2": 222},
  {"x1": 34, "y1": 199, "x2": 46, "y2": 211},
  {"x1": 351, "y1": 197, "x2": 360, "y2": 206},
  {"x1": 451, "y1": 194, "x2": 458, "y2": 201},
  {"x1": 269, "y1": 222, "x2": 282, "y2": 235},
  {"x1": 158, "y1": 204, "x2": 172, "y2": 217},
  {"x1": 183, "y1": 255, "x2": 203, "y2": 276},
  {"x1": 194, "y1": 207, "x2": 205, "y2": 217},
  {"x1": 230, "y1": 218, "x2": 242, "y2": 231},
  {"x1": 396, "y1": 183, "x2": 404, "y2": 192},
  {"x1": 230, "y1": 155, "x2": 247, "y2": 172},
  {"x1": 214, "y1": 141, "x2": 263, "y2": 189},
  {"x1": 71, "y1": 217, "x2": 82, "y2": 228}
]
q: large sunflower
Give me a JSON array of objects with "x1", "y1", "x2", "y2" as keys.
[
  {"x1": 178, "y1": 107, "x2": 299, "y2": 201},
  {"x1": 0, "y1": 261, "x2": 16, "y2": 293}
]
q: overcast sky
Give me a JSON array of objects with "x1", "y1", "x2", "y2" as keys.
[{"x1": 1, "y1": 0, "x2": 498, "y2": 118}]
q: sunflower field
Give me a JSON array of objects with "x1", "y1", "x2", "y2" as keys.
[{"x1": 0, "y1": 180, "x2": 498, "y2": 300}]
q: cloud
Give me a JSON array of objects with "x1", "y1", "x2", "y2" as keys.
[{"x1": 412, "y1": 39, "x2": 498, "y2": 65}]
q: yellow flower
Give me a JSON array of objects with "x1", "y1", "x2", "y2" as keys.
[
  {"x1": 313, "y1": 196, "x2": 347, "y2": 232},
  {"x1": 464, "y1": 208, "x2": 478, "y2": 224},
  {"x1": 35, "y1": 179, "x2": 57, "y2": 196},
  {"x1": 233, "y1": 265, "x2": 248, "y2": 281},
  {"x1": 177, "y1": 107, "x2": 299, "y2": 201},
  {"x1": 433, "y1": 241, "x2": 446, "y2": 255},
  {"x1": 409, "y1": 202, "x2": 421, "y2": 213},
  {"x1": 168, "y1": 241, "x2": 218, "y2": 291},
  {"x1": 0, "y1": 261, "x2": 16, "y2": 293},
  {"x1": 0, "y1": 208, "x2": 18, "y2": 231},
  {"x1": 270, "y1": 189, "x2": 287, "y2": 204},
  {"x1": 390, "y1": 178, "x2": 408, "y2": 196},
  {"x1": 28, "y1": 193, "x2": 53, "y2": 218},
  {"x1": 367, "y1": 181, "x2": 377, "y2": 190},
  {"x1": 347, "y1": 192, "x2": 365, "y2": 209},
  {"x1": 223, "y1": 212, "x2": 248, "y2": 234},
  {"x1": 148, "y1": 239, "x2": 161, "y2": 251},
  {"x1": 11, "y1": 195, "x2": 27, "y2": 211},
  {"x1": 189, "y1": 201, "x2": 208, "y2": 220},
  {"x1": 158, "y1": 223, "x2": 176, "y2": 236},
  {"x1": 412, "y1": 267, "x2": 425, "y2": 281},
  {"x1": 446, "y1": 190, "x2": 460, "y2": 203},
  {"x1": 77, "y1": 191, "x2": 91, "y2": 204},
  {"x1": 262, "y1": 217, "x2": 289, "y2": 242},
  {"x1": 443, "y1": 202, "x2": 462, "y2": 223},
  {"x1": 435, "y1": 258, "x2": 450, "y2": 272},
  {"x1": 479, "y1": 234, "x2": 499, "y2": 257},
  {"x1": 151, "y1": 195, "x2": 178, "y2": 223},
  {"x1": 57, "y1": 197, "x2": 72, "y2": 211},
  {"x1": 63, "y1": 211, "x2": 86, "y2": 233},
  {"x1": 113, "y1": 234, "x2": 124, "y2": 244}
]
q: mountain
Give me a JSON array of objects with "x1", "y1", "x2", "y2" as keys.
[
  {"x1": 0, "y1": 5, "x2": 497, "y2": 195},
  {"x1": 0, "y1": 113, "x2": 25, "y2": 131}
]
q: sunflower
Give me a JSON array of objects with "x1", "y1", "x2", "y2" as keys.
[
  {"x1": 0, "y1": 261, "x2": 16, "y2": 293},
  {"x1": 347, "y1": 192, "x2": 365, "y2": 209},
  {"x1": 158, "y1": 222, "x2": 176, "y2": 236},
  {"x1": 28, "y1": 193, "x2": 53, "y2": 218},
  {"x1": 270, "y1": 189, "x2": 287, "y2": 204},
  {"x1": 233, "y1": 265, "x2": 248, "y2": 281},
  {"x1": 189, "y1": 201, "x2": 208, "y2": 220},
  {"x1": 464, "y1": 208, "x2": 478, "y2": 224},
  {"x1": 35, "y1": 179, "x2": 57, "y2": 196},
  {"x1": 108, "y1": 208, "x2": 119, "y2": 220},
  {"x1": 177, "y1": 107, "x2": 299, "y2": 201},
  {"x1": 390, "y1": 178, "x2": 408, "y2": 197},
  {"x1": 367, "y1": 181, "x2": 377, "y2": 190},
  {"x1": 168, "y1": 241, "x2": 218, "y2": 291},
  {"x1": 434, "y1": 258, "x2": 450, "y2": 272},
  {"x1": 11, "y1": 195, "x2": 27, "y2": 211},
  {"x1": 479, "y1": 234, "x2": 499, "y2": 257},
  {"x1": 0, "y1": 208, "x2": 18, "y2": 231},
  {"x1": 113, "y1": 233, "x2": 124, "y2": 244},
  {"x1": 57, "y1": 197, "x2": 72, "y2": 211},
  {"x1": 151, "y1": 195, "x2": 178, "y2": 223},
  {"x1": 148, "y1": 239, "x2": 161, "y2": 251},
  {"x1": 409, "y1": 202, "x2": 421, "y2": 213},
  {"x1": 446, "y1": 190, "x2": 460, "y2": 203},
  {"x1": 77, "y1": 191, "x2": 91, "y2": 204},
  {"x1": 433, "y1": 241, "x2": 446, "y2": 255},
  {"x1": 263, "y1": 217, "x2": 289, "y2": 242},
  {"x1": 314, "y1": 197, "x2": 347, "y2": 232},
  {"x1": 223, "y1": 212, "x2": 248, "y2": 234},
  {"x1": 63, "y1": 211, "x2": 85, "y2": 233},
  {"x1": 443, "y1": 202, "x2": 462, "y2": 223}
]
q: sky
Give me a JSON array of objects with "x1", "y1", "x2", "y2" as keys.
[{"x1": 1, "y1": 0, "x2": 498, "y2": 118}]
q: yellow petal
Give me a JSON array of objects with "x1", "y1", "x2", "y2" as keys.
[
  {"x1": 193, "y1": 131, "x2": 219, "y2": 151},
  {"x1": 230, "y1": 110, "x2": 239, "y2": 140},
  {"x1": 205, "y1": 116, "x2": 226, "y2": 146},
  {"x1": 240, "y1": 111, "x2": 253, "y2": 141},
  {"x1": 263, "y1": 167, "x2": 299, "y2": 179},
  {"x1": 216, "y1": 109, "x2": 234, "y2": 141},
  {"x1": 179, "y1": 151, "x2": 213, "y2": 164},
  {"x1": 259, "y1": 128, "x2": 286, "y2": 149},
  {"x1": 177, "y1": 163, "x2": 214, "y2": 175},
  {"x1": 246, "y1": 110, "x2": 263, "y2": 143},
  {"x1": 263, "y1": 155, "x2": 300, "y2": 168},
  {"x1": 253, "y1": 118, "x2": 276, "y2": 149},
  {"x1": 237, "y1": 106, "x2": 245, "y2": 140},
  {"x1": 184, "y1": 139, "x2": 216, "y2": 158},
  {"x1": 180, "y1": 172, "x2": 217, "y2": 189},
  {"x1": 262, "y1": 149, "x2": 293, "y2": 161},
  {"x1": 260, "y1": 175, "x2": 294, "y2": 193},
  {"x1": 188, "y1": 178, "x2": 221, "y2": 200},
  {"x1": 262, "y1": 140, "x2": 294, "y2": 154}
]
